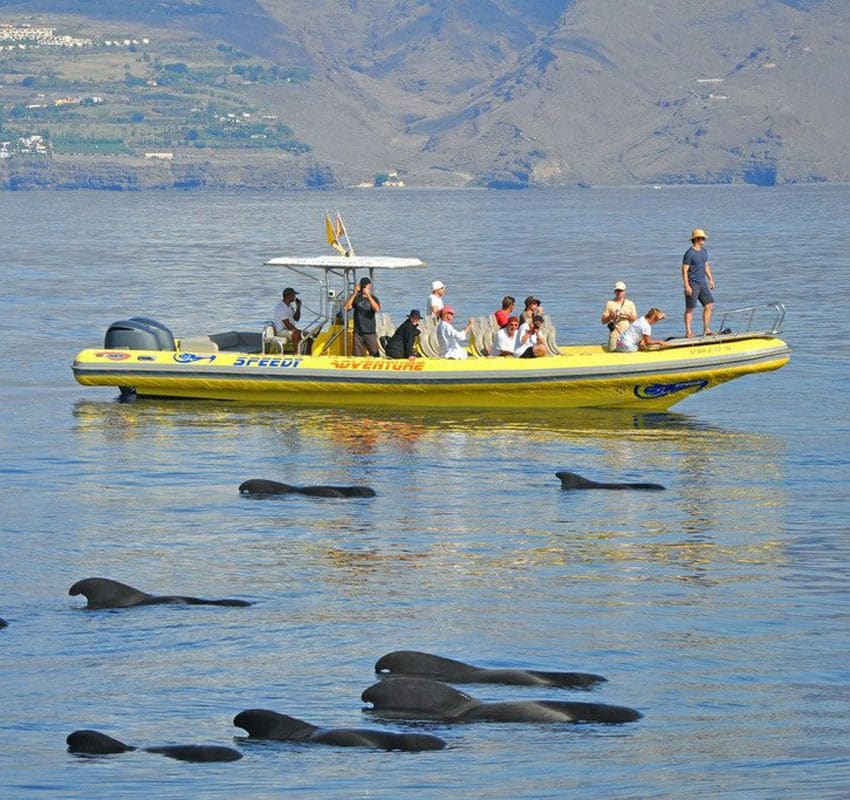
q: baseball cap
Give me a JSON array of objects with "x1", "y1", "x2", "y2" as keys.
[
  {"x1": 282, "y1": 287, "x2": 298, "y2": 296},
  {"x1": 614, "y1": 281, "x2": 626, "y2": 291}
]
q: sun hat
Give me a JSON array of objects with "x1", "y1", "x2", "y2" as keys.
[
  {"x1": 409, "y1": 309, "x2": 422, "y2": 319},
  {"x1": 691, "y1": 228, "x2": 707, "y2": 240},
  {"x1": 614, "y1": 281, "x2": 626, "y2": 291},
  {"x1": 431, "y1": 280, "x2": 445, "y2": 291}
]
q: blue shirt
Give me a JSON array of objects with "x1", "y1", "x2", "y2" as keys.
[{"x1": 683, "y1": 246, "x2": 709, "y2": 285}]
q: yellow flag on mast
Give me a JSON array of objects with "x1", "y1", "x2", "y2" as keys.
[{"x1": 325, "y1": 212, "x2": 346, "y2": 255}]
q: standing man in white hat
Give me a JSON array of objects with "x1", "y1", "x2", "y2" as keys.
[
  {"x1": 681, "y1": 228, "x2": 716, "y2": 337},
  {"x1": 427, "y1": 280, "x2": 447, "y2": 321},
  {"x1": 601, "y1": 281, "x2": 637, "y2": 352}
]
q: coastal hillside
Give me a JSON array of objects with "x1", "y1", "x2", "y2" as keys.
[{"x1": 1, "y1": 0, "x2": 848, "y2": 188}]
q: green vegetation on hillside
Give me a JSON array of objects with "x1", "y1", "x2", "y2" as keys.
[{"x1": 0, "y1": 19, "x2": 311, "y2": 158}]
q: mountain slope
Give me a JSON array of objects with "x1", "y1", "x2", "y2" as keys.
[{"x1": 1, "y1": 0, "x2": 848, "y2": 186}]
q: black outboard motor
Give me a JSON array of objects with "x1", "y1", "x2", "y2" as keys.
[
  {"x1": 104, "y1": 318, "x2": 175, "y2": 351},
  {"x1": 128, "y1": 317, "x2": 176, "y2": 351}
]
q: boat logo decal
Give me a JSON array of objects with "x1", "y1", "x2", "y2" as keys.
[
  {"x1": 634, "y1": 379, "x2": 709, "y2": 399},
  {"x1": 95, "y1": 351, "x2": 131, "y2": 361},
  {"x1": 233, "y1": 356, "x2": 302, "y2": 368},
  {"x1": 331, "y1": 360, "x2": 425, "y2": 371},
  {"x1": 174, "y1": 353, "x2": 217, "y2": 364}
]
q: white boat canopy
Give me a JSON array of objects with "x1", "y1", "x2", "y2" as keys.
[
  {"x1": 265, "y1": 256, "x2": 425, "y2": 270},
  {"x1": 263, "y1": 255, "x2": 427, "y2": 356}
]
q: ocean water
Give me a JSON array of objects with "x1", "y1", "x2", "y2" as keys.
[{"x1": 0, "y1": 186, "x2": 848, "y2": 799}]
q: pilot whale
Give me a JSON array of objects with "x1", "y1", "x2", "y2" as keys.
[
  {"x1": 556, "y1": 471, "x2": 665, "y2": 491},
  {"x1": 69, "y1": 577, "x2": 252, "y2": 609},
  {"x1": 67, "y1": 730, "x2": 242, "y2": 762},
  {"x1": 375, "y1": 651, "x2": 606, "y2": 689},
  {"x1": 234, "y1": 709, "x2": 445, "y2": 751},
  {"x1": 239, "y1": 479, "x2": 376, "y2": 498},
  {"x1": 362, "y1": 677, "x2": 642, "y2": 724}
]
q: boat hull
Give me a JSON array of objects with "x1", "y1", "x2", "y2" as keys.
[{"x1": 72, "y1": 337, "x2": 790, "y2": 410}]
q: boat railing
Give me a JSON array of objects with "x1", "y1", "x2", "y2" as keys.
[{"x1": 714, "y1": 302, "x2": 786, "y2": 337}]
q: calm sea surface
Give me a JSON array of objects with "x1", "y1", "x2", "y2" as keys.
[{"x1": 0, "y1": 186, "x2": 848, "y2": 799}]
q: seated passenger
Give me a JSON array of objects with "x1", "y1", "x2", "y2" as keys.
[
  {"x1": 515, "y1": 314, "x2": 549, "y2": 358},
  {"x1": 615, "y1": 308, "x2": 668, "y2": 352},
  {"x1": 492, "y1": 316, "x2": 520, "y2": 356},
  {"x1": 384, "y1": 309, "x2": 422, "y2": 359},
  {"x1": 272, "y1": 287, "x2": 302, "y2": 351},
  {"x1": 436, "y1": 306, "x2": 473, "y2": 359},
  {"x1": 494, "y1": 296, "x2": 516, "y2": 328},
  {"x1": 519, "y1": 296, "x2": 544, "y2": 325}
]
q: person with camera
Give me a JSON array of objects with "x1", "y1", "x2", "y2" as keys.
[
  {"x1": 515, "y1": 314, "x2": 549, "y2": 358},
  {"x1": 343, "y1": 276, "x2": 382, "y2": 356},
  {"x1": 272, "y1": 286, "x2": 303, "y2": 352},
  {"x1": 601, "y1": 281, "x2": 637, "y2": 352}
]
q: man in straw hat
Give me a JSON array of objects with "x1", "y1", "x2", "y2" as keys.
[{"x1": 681, "y1": 228, "x2": 716, "y2": 337}]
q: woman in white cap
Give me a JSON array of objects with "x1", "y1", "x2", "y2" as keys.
[
  {"x1": 427, "y1": 280, "x2": 447, "y2": 320},
  {"x1": 601, "y1": 281, "x2": 637, "y2": 352}
]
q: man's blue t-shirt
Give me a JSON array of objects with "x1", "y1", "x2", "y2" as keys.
[{"x1": 682, "y1": 246, "x2": 709, "y2": 285}]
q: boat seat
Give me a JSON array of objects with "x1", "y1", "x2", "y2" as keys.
[
  {"x1": 376, "y1": 313, "x2": 395, "y2": 357},
  {"x1": 470, "y1": 315, "x2": 495, "y2": 356},
  {"x1": 211, "y1": 330, "x2": 263, "y2": 352},
  {"x1": 416, "y1": 317, "x2": 441, "y2": 358},
  {"x1": 178, "y1": 336, "x2": 219, "y2": 353},
  {"x1": 539, "y1": 320, "x2": 561, "y2": 355}
]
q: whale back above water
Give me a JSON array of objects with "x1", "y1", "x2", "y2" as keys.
[
  {"x1": 239, "y1": 478, "x2": 376, "y2": 498},
  {"x1": 67, "y1": 730, "x2": 136, "y2": 754},
  {"x1": 145, "y1": 744, "x2": 243, "y2": 762},
  {"x1": 233, "y1": 709, "x2": 446, "y2": 751},
  {"x1": 556, "y1": 471, "x2": 666, "y2": 491},
  {"x1": 362, "y1": 677, "x2": 642, "y2": 724},
  {"x1": 67, "y1": 730, "x2": 242, "y2": 762},
  {"x1": 362, "y1": 677, "x2": 479, "y2": 719},
  {"x1": 375, "y1": 650, "x2": 607, "y2": 688},
  {"x1": 68, "y1": 577, "x2": 252, "y2": 608}
]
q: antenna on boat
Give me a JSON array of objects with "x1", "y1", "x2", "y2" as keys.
[{"x1": 324, "y1": 211, "x2": 355, "y2": 257}]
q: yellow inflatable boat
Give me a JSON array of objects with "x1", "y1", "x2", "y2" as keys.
[{"x1": 72, "y1": 254, "x2": 790, "y2": 411}]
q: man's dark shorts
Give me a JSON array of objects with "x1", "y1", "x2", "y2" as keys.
[{"x1": 685, "y1": 283, "x2": 714, "y2": 309}]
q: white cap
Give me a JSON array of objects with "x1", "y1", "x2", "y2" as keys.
[
  {"x1": 431, "y1": 280, "x2": 445, "y2": 291},
  {"x1": 613, "y1": 281, "x2": 626, "y2": 291}
]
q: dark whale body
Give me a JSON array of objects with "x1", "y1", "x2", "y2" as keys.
[
  {"x1": 362, "y1": 677, "x2": 642, "y2": 724},
  {"x1": 239, "y1": 478, "x2": 376, "y2": 498},
  {"x1": 0, "y1": 618, "x2": 7, "y2": 629},
  {"x1": 556, "y1": 471, "x2": 665, "y2": 491},
  {"x1": 67, "y1": 730, "x2": 242, "y2": 762},
  {"x1": 234, "y1": 709, "x2": 445, "y2": 751},
  {"x1": 375, "y1": 651, "x2": 606, "y2": 689},
  {"x1": 69, "y1": 577, "x2": 252, "y2": 609}
]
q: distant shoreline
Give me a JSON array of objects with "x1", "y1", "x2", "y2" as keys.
[{"x1": 0, "y1": 154, "x2": 835, "y2": 191}]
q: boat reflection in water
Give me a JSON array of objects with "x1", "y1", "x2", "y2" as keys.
[{"x1": 71, "y1": 400, "x2": 788, "y2": 595}]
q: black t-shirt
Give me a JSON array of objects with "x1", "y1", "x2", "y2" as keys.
[{"x1": 352, "y1": 293, "x2": 379, "y2": 334}]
